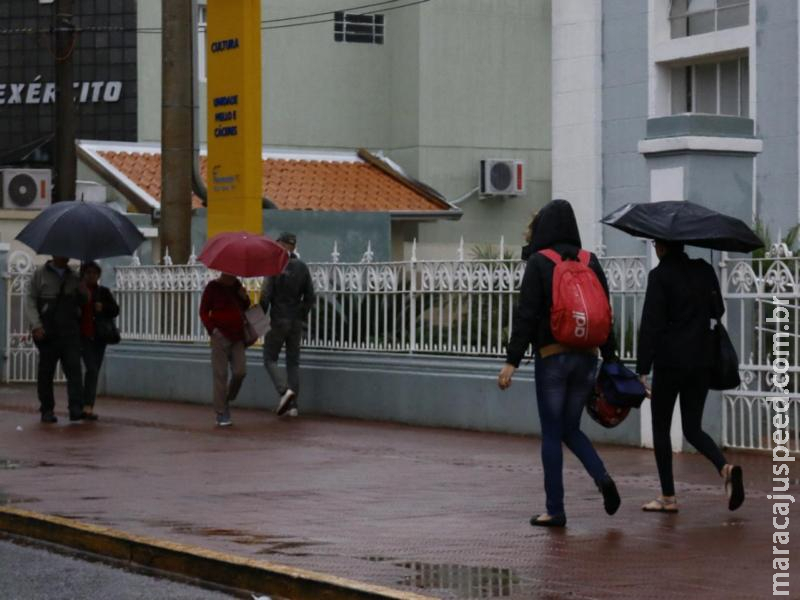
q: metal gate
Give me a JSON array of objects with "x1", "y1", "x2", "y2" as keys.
[
  {"x1": 4, "y1": 250, "x2": 64, "y2": 383},
  {"x1": 720, "y1": 251, "x2": 799, "y2": 452}
]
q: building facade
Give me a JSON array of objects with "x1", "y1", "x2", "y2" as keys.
[
  {"x1": 554, "y1": 0, "x2": 798, "y2": 256},
  {"x1": 137, "y1": 0, "x2": 553, "y2": 259}
]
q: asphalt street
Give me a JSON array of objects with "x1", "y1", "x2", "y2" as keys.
[{"x1": 0, "y1": 537, "x2": 241, "y2": 600}]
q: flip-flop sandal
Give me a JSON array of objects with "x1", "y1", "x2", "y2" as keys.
[
  {"x1": 726, "y1": 465, "x2": 745, "y2": 511},
  {"x1": 642, "y1": 497, "x2": 678, "y2": 513}
]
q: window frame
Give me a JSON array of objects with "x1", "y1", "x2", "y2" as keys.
[{"x1": 669, "y1": 0, "x2": 749, "y2": 38}]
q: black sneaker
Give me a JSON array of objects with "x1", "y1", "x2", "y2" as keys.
[
  {"x1": 81, "y1": 412, "x2": 99, "y2": 421},
  {"x1": 69, "y1": 412, "x2": 84, "y2": 422},
  {"x1": 599, "y1": 476, "x2": 621, "y2": 515},
  {"x1": 40, "y1": 412, "x2": 57, "y2": 424}
]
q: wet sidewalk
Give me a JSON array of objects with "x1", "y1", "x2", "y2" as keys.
[{"x1": 0, "y1": 385, "x2": 796, "y2": 599}]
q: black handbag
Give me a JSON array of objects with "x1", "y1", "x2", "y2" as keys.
[
  {"x1": 709, "y1": 321, "x2": 740, "y2": 390},
  {"x1": 95, "y1": 317, "x2": 121, "y2": 345}
]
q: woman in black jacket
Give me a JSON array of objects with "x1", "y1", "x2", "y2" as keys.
[
  {"x1": 78, "y1": 262, "x2": 120, "y2": 420},
  {"x1": 637, "y1": 241, "x2": 744, "y2": 512},
  {"x1": 498, "y1": 199, "x2": 620, "y2": 527}
]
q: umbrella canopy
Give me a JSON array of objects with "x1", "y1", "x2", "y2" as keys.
[
  {"x1": 16, "y1": 201, "x2": 145, "y2": 261},
  {"x1": 197, "y1": 232, "x2": 289, "y2": 277},
  {"x1": 601, "y1": 201, "x2": 763, "y2": 253}
]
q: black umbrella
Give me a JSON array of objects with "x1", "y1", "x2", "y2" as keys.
[
  {"x1": 16, "y1": 201, "x2": 145, "y2": 261},
  {"x1": 601, "y1": 201, "x2": 763, "y2": 253}
]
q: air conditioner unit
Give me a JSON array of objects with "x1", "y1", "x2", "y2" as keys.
[
  {"x1": 479, "y1": 159, "x2": 525, "y2": 196},
  {"x1": 0, "y1": 168, "x2": 51, "y2": 209}
]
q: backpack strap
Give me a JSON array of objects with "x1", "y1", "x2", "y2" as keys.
[
  {"x1": 538, "y1": 249, "x2": 562, "y2": 264},
  {"x1": 539, "y1": 248, "x2": 592, "y2": 264}
]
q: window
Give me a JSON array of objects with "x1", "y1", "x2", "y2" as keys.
[
  {"x1": 670, "y1": 0, "x2": 749, "y2": 38},
  {"x1": 334, "y1": 12, "x2": 384, "y2": 44},
  {"x1": 670, "y1": 56, "x2": 749, "y2": 116},
  {"x1": 197, "y1": 3, "x2": 207, "y2": 83}
]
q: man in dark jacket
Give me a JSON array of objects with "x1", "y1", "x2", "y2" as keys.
[
  {"x1": 260, "y1": 232, "x2": 315, "y2": 417},
  {"x1": 637, "y1": 240, "x2": 744, "y2": 513},
  {"x1": 26, "y1": 256, "x2": 88, "y2": 423}
]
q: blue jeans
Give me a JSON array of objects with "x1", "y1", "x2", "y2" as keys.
[{"x1": 535, "y1": 352, "x2": 608, "y2": 515}]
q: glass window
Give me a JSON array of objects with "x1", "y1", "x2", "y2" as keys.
[
  {"x1": 739, "y1": 58, "x2": 749, "y2": 116},
  {"x1": 694, "y1": 64, "x2": 717, "y2": 113},
  {"x1": 669, "y1": 56, "x2": 749, "y2": 117},
  {"x1": 671, "y1": 66, "x2": 690, "y2": 114},
  {"x1": 719, "y1": 59, "x2": 740, "y2": 115},
  {"x1": 670, "y1": 0, "x2": 749, "y2": 39}
]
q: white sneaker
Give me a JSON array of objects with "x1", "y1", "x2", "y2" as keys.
[
  {"x1": 288, "y1": 408, "x2": 299, "y2": 417},
  {"x1": 276, "y1": 389, "x2": 296, "y2": 416}
]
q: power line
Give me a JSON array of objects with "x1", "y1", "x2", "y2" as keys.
[
  {"x1": 259, "y1": 0, "x2": 401, "y2": 24},
  {"x1": 0, "y1": 0, "x2": 431, "y2": 35}
]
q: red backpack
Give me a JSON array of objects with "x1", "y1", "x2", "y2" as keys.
[{"x1": 539, "y1": 249, "x2": 612, "y2": 348}]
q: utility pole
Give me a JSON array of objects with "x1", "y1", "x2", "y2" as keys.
[
  {"x1": 53, "y1": 0, "x2": 76, "y2": 203},
  {"x1": 160, "y1": 0, "x2": 193, "y2": 264}
]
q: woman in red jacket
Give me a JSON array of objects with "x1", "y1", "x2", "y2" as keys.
[{"x1": 200, "y1": 273, "x2": 251, "y2": 426}]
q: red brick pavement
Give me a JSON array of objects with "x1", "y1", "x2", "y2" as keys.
[{"x1": 0, "y1": 385, "x2": 797, "y2": 599}]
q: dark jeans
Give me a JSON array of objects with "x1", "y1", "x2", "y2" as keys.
[
  {"x1": 263, "y1": 319, "x2": 303, "y2": 403},
  {"x1": 535, "y1": 352, "x2": 608, "y2": 516},
  {"x1": 80, "y1": 337, "x2": 107, "y2": 408},
  {"x1": 651, "y1": 367, "x2": 727, "y2": 496},
  {"x1": 36, "y1": 336, "x2": 83, "y2": 417}
]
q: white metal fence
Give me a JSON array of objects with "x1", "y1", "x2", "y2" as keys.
[
  {"x1": 109, "y1": 246, "x2": 648, "y2": 360},
  {"x1": 11, "y1": 243, "x2": 799, "y2": 454},
  {"x1": 721, "y1": 251, "x2": 800, "y2": 453}
]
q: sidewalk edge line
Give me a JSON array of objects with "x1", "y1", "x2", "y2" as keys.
[{"x1": 0, "y1": 506, "x2": 436, "y2": 600}]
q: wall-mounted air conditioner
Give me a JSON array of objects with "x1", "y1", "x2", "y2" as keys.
[
  {"x1": 479, "y1": 159, "x2": 525, "y2": 196},
  {"x1": 0, "y1": 168, "x2": 51, "y2": 209}
]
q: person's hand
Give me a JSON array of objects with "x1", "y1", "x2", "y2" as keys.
[
  {"x1": 639, "y1": 375, "x2": 652, "y2": 399},
  {"x1": 94, "y1": 302, "x2": 103, "y2": 312},
  {"x1": 32, "y1": 328, "x2": 45, "y2": 342},
  {"x1": 498, "y1": 363, "x2": 516, "y2": 390}
]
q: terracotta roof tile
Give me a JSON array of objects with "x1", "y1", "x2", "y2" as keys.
[{"x1": 97, "y1": 151, "x2": 451, "y2": 214}]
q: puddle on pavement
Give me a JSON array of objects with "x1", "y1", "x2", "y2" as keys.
[{"x1": 370, "y1": 558, "x2": 523, "y2": 598}]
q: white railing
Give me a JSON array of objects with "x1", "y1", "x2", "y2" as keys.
[
  {"x1": 721, "y1": 250, "x2": 800, "y2": 453},
  {"x1": 111, "y1": 245, "x2": 648, "y2": 360}
]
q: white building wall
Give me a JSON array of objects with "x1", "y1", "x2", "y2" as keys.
[{"x1": 551, "y1": 0, "x2": 603, "y2": 253}]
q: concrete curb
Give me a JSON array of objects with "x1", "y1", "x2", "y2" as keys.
[{"x1": 0, "y1": 507, "x2": 436, "y2": 600}]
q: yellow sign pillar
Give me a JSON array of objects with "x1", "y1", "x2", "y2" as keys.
[{"x1": 206, "y1": 0, "x2": 263, "y2": 237}]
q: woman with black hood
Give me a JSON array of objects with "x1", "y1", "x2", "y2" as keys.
[{"x1": 498, "y1": 199, "x2": 620, "y2": 527}]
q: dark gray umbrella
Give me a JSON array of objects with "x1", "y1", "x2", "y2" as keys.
[
  {"x1": 16, "y1": 201, "x2": 145, "y2": 261},
  {"x1": 601, "y1": 201, "x2": 763, "y2": 253}
]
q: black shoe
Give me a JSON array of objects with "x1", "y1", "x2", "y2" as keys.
[
  {"x1": 727, "y1": 466, "x2": 745, "y2": 511},
  {"x1": 81, "y1": 412, "x2": 99, "y2": 421},
  {"x1": 40, "y1": 412, "x2": 57, "y2": 424},
  {"x1": 599, "y1": 476, "x2": 621, "y2": 515},
  {"x1": 530, "y1": 513, "x2": 567, "y2": 528},
  {"x1": 69, "y1": 412, "x2": 84, "y2": 422}
]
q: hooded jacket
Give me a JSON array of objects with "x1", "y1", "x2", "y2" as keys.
[{"x1": 505, "y1": 199, "x2": 617, "y2": 367}]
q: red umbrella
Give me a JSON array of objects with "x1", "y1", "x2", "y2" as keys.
[{"x1": 197, "y1": 232, "x2": 289, "y2": 277}]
